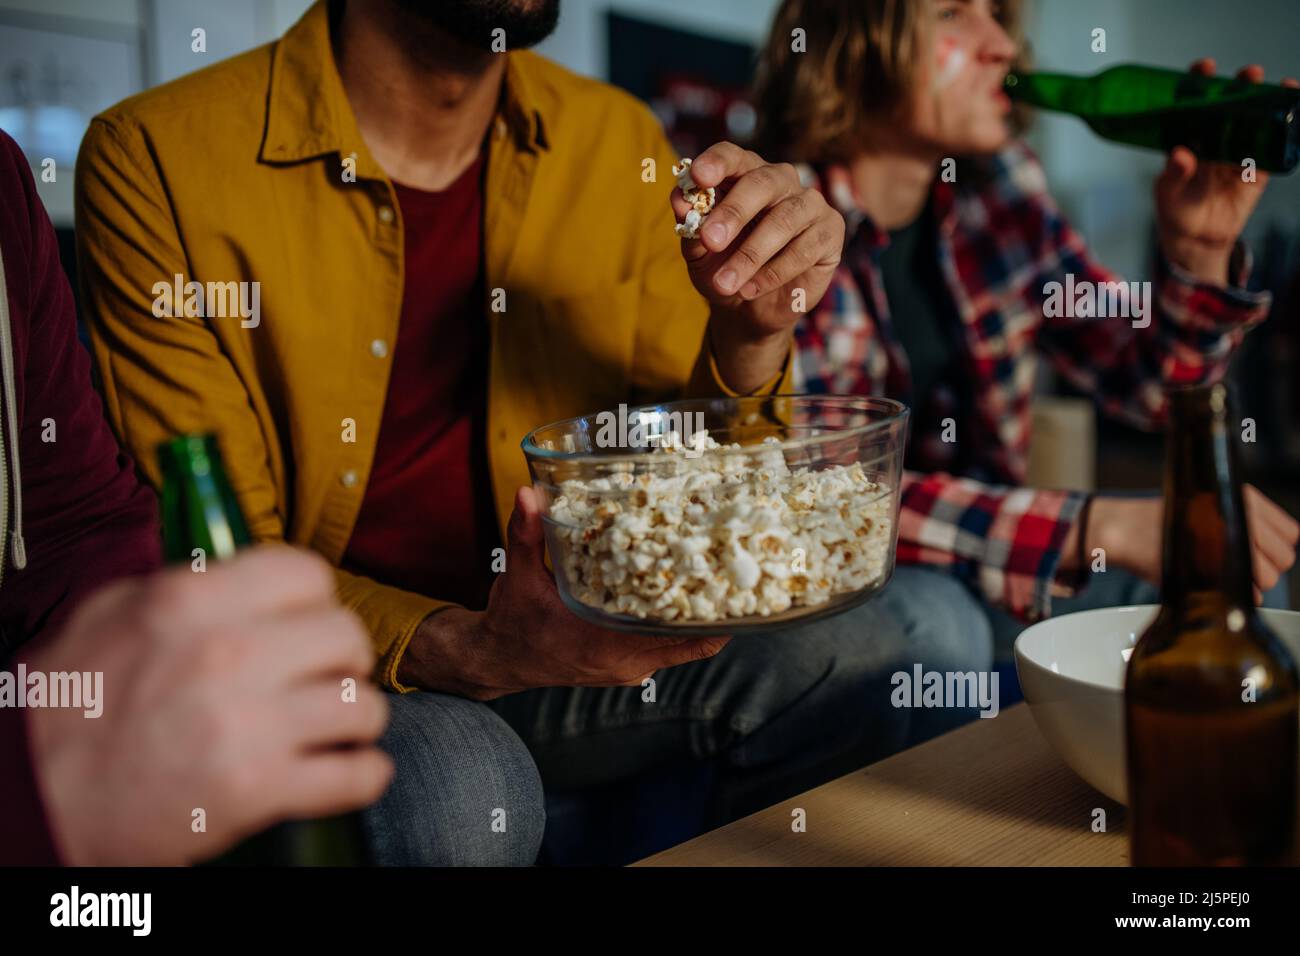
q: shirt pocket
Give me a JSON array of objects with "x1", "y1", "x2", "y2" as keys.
[{"x1": 535, "y1": 276, "x2": 640, "y2": 418}]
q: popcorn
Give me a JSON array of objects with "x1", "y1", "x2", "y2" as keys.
[
  {"x1": 672, "y1": 158, "x2": 716, "y2": 239},
  {"x1": 548, "y1": 431, "x2": 893, "y2": 623}
]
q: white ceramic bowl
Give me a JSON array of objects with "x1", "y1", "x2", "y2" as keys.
[{"x1": 1014, "y1": 605, "x2": 1300, "y2": 804}]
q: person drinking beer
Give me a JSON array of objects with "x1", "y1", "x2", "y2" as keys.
[{"x1": 751, "y1": 0, "x2": 1298, "y2": 650}]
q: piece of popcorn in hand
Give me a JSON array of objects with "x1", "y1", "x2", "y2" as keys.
[
  {"x1": 672, "y1": 156, "x2": 716, "y2": 240},
  {"x1": 690, "y1": 190, "x2": 715, "y2": 214},
  {"x1": 672, "y1": 158, "x2": 697, "y2": 190},
  {"x1": 675, "y1": 209, "x2": 703, "y2": 239}
]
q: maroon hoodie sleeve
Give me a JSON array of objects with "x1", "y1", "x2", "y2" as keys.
[
  {"x1": 0, "y1": 131, "x2": 162, "y2": 863},
  {"x1": 0, "y1": 130, "x2": 162, "y2": 646}
]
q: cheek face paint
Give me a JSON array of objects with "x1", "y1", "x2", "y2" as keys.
[{"x1": 933, "y1": 35, "x2": 968, "y2": 90}]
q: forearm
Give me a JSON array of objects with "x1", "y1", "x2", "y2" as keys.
[
  {"x1": 705, "y1": 308, "x2": 793, "y2": 395},
  {"x1": 1043, "y1": 251, "x2": 1268, "y2": 433},
  {"x1": 395, "y1": 607, "x2": 501, "y2": 700},
  {"x1": 897, "y1": 471, "x2": 1086, "y2": 620},
  {"x1": 1056, "y1": 495, "x2": 1109, "y2": 575},
  {"x1": 1056, "y1": 496, "x2": 1154, "y2": 577},
  {"x1": 1159, "y1": 230, "x2": 1232, "y2": 288},
  {"x1": 1056, "y1": 495, "x2": 1168, "y2": 589}
]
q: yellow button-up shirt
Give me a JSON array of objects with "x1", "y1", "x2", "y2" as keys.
[{"x1": 77, "y1": 0, "x2": 788, "y2": 689}]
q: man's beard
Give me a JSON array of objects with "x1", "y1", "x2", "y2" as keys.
[{"x1": 396, "y1": 0, "x2": 561, "y2": 51}]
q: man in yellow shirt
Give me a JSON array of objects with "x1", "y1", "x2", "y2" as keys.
[{"x1": 78, "y1": 0, "x2": 990, "y2": 863}]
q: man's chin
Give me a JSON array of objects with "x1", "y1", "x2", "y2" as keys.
[
  {"x1": 958, "y1": 123, "x2": 1013, "y2": 157},
  {"x1": 397, "y1": 0, "x2": 561, "y2": 51}
]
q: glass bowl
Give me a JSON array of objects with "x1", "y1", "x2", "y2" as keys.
[{"x1": 521, "y1": 395, "x2": 909, "y2": 635}]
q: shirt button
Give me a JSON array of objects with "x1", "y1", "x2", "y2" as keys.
[
  {"x1": 340, "y1": 469, "x2": 359, "y2": 489},
  {"x1": 370, "y1": 338, "x2": 389, "y2": 358},
  {"x1": 377, "y1": 205, "x2": 395, "y2": 224}
]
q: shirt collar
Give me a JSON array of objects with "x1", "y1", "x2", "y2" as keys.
[
  {"x1": 261, "y1": 0, "x2": 551, "y2": 174},
  {"x1": 500, "y1": 50, "x2": 553, "y2": 153}
]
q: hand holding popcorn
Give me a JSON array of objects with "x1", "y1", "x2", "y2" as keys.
[
  {"x1": 396, "y1": 487, "x2": 732, "y2": 699},
  {"x1": 671, "y1": 142, "x2": 845, "y2": 392}
]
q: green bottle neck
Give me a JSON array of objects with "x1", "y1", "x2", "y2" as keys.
[
  {"x1": 158, "y1": 433, "x2": 221, "y2": 479},
  {"x1": 158, "y1": 433, "x2": 250, "y2": 563}
]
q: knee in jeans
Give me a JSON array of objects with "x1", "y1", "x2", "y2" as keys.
[
  {"x1": 466, "y1": 717, "x2": 547, "y2": 866},
  {"x1": 880, "y1": 567, "x2": 994, "y2": 675},
  {"x1": 365, "y1": 692, "x2": 546, "y2": 866}
]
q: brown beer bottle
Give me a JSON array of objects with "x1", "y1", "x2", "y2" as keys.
[{"x1": 1125, "y1": 384, "x2": 1299, "y2": 866}]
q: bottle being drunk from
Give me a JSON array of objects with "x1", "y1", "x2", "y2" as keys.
[
  {"x1": 1005, "y1": 64, "x2": 1299, "y2": 173},
  {"x1": 1125, "y1": 385, "x2": 1299, "y2": 866},
  {"x1": 158, "y1": 433, "x2": 370, "y2": 866}
]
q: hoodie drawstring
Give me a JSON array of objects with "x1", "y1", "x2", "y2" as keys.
[{"x1": 0, "y1": 241, "x2": 28, "y2": 577}]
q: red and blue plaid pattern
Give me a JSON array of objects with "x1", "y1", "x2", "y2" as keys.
[{"x1": 796, "y1": 142, "x2": 1271, "y2": 619}]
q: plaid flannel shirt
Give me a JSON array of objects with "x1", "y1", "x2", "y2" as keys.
[{"x1": 794, "y1": 142, "x2": 1271, "y2": 620}]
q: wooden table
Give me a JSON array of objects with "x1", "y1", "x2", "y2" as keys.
[{"x1": 635, "y1": 703, "x2": 1128, "y2": 866}]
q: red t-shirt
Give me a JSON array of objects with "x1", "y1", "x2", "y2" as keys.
[{"x1": 341, "y1": 154, "x2": 500, "y2": 609}]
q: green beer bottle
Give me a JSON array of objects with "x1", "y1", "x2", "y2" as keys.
[
  {"x1": 1005, "y1": 64, "x2": 1299, "y2": 173},
  {"x1": 158, "y1": 434, "x2": 370, "y2": 866}
]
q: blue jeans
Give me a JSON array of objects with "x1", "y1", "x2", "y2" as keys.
[
  {"x1": 363, "y1": 566, "x2": 994, "y2": 864},
  {"x1": 360, "y1": 691, "x2": 547, "y2": 866},
  {"x1": 490, "y1": 566, "x2": 992, "y2": 831}
]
